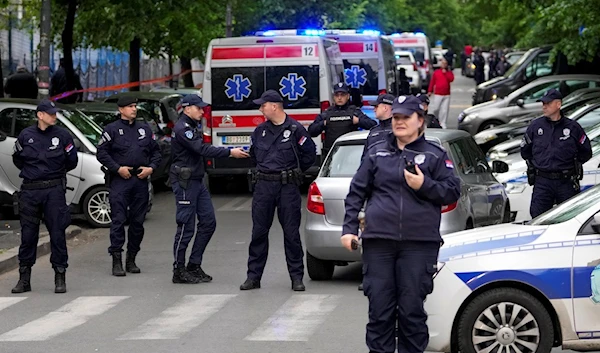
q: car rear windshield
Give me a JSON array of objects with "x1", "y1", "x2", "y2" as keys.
[
  {"x1": 396, "y1": 55, "x2": 413, "y2": 65},
  {"x1": 396, "y1": 47, "x2": 425, "y2": 62},
  {"x1": 321, "y1": 141, "x2": 365, "y2": 177}
]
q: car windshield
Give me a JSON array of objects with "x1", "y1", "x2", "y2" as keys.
[
  {"x1": 321, "y1": 142, "x2": 365, "y2": 177},
  {"x1": 61, "y1": 109, "x2": 103, "y2": 145},
  {"x1": 505, "y1": 48, "x2": 535, "y2": 78},
  {"x1": 529, "y1": 184, "x2": 600, "y2": 225}
]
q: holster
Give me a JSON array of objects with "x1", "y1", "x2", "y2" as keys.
[
  {"x1": 526, "y1": 160, "x2": 536, "y2": 186},
  {"x1": 575, "y1": 159, "x2": 583, "y2": 181},
  {"x1": 247, "y1": 169, "x2": 257, "y2": 192},
  {"x1": 12, "y1": 191, "x2": 20, "y2": 215},
  {"x1": 174, "y1": 166, "x2": 192, "y2": 190}
]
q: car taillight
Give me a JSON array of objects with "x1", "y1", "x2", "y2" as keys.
[
  {"x1": 378, "y1": 89, "x2": 387, "y2": 94},
  {"x1": 441, "y1": 202, "x2": 457, "y2": 213},
  {"x1": 413, "y1": 63, "x2": 418, "y2": 71},
  {"x1": 202, "y1": 106, "x2": 212, "y2": 144},
  {"x1": 425, "y1": 59, "x2": 430, "y2": 73},
  {"x1": 320, "y1": 101, "x2": 330, "y2": 112},
  {"x1": 307, "y1": 182, "x2": 325, "y2": 215}
]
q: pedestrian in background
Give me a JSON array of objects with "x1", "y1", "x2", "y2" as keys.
[
  {"x1": 427, "y1": 58, "x2": 454, "y2": 128},
  {"x1": 5, "y1": 65, "x2": 38, "y2": 99}
]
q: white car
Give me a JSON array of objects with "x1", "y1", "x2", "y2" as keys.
[
  {"x1": 494, "y1": 122, "x2": 600, "y2": 221},
  {"x1": 426, "y1": 186, "x2": 600, "y2": 352},
  {"x1": 396, "y1": 50, "x2": 422, "y2": 91}
]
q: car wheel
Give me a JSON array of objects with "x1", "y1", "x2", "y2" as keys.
[
  {"x1": 457, "y1": 288, "x2": 554, "y2": 353},
  {"x1": 83, "y1": 186, "x2": 111, "y2": 228},
  {"x1": 306, "y1": 251, "x2": 335, "y2": 281},
  {"x1": 478, "y1": 120, "x2": 504, "y2": 132},
  {"x1": 490, "y1": 199, "x2": 504, "y2": 221}
]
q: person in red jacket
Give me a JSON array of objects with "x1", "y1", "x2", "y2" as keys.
[{"x1": 427, "y1": 59, "x2": 454, "y2": 128}]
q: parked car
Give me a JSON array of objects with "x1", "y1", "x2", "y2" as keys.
[
  {"x1": 72, "y1": 102, "x2": 173, "y2": 184},
  {"x1": 0, "y1": 99, "x2": 153, "y2": 228},
  {"x1": 149, "y1": 86, "x2": 202, "y2": 96},
  {"x1": 395, "y1": 50, "x2": 422, "y2": 93},
  {"x1": 424, "y1": 184, "x2": 600, "y2": 352},
  {"x1": 474, "y1": 89, "x2": 600, "y2": 152},
  {"x1": 303, "y1": 129, "x2": 509, "y2": 280},
  {"x1": 103, "y1": 92, "x2": 183, "y2": 129},
  {"x1": 504, "y1": 50, "x2": 525, "y2": 65},
  {"x1": 459, "y1": 74, "x2": 600, "y2": 134}
]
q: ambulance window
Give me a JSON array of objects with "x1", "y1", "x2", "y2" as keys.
[
  {"x1": 265, "y1": 66, "x2": 320, "y2": 109},
  {"x1": 343, "y1": 59, "x2": 379, "y2": 96},
  {"x1": 324, "y1": 41, "x2": 345, "y2": 86},
  {"x1": 210, "y1": 67, "x2": 265, "y2": 111}
]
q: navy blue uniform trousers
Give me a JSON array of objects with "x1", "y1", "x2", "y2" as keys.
[
  {"x1": 19, "y1": 185, "x2": 70, "y2": 268},
  {"x1": 530, "y1": 177, "x2": 578, "y2": 218},
  {"x1": 172, "y1": 180, "x2": 216, "y2": 268},
  {"x1": 247, "y1": 180, "x2": 304, "y2": 281},
  {"x1": 362, "y1": 239, "x2": 439, "y2": 353},
  {"x1": 108, "y1": 177, "x2": 148, "y2": 254}
]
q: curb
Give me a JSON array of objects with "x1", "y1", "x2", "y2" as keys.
[{"x1": 0, "y1": 225, "x2": 82, "y2": 276}]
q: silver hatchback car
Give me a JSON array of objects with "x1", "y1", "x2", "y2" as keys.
[{"x1": 304, "y1": 129, "x2": 510, "y2": 280}]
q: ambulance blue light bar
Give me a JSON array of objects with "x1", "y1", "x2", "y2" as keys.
[{"x1": 255, "y1": 29, "x2": 382, "y2": 37}]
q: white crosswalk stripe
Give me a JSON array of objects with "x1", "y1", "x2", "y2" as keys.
[
  {"x1": 245, "y1": 294, "x2": 342, "y2": 341},
  {"x1": 217, "y1": 197, "x2": 253, "y2": 212},
  {"x1": 0, "y1": 297, "x2": 26, "y2": 312},
  {"x1": 118, "y1": 294, "x2": 236, "y2": 340},
  {"x1": 0, "y1": 296, "x2": 129, "y2": 342}
]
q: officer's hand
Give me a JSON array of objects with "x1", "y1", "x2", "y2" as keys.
[
  {"x1": 137, "y1": 167, "x2": 153, "y2": 179},
  {"x1": 230, "y1": 148, "x2": 250, "y2": 159},
  {"x1": 118, "y1": 166, "x2": 132, "y2": 179},
  {"x1": 352, "y1": 116, "x2": 359, "y2": 125},
  {"x1": 341, "y1": 234, "x2": 359, "y2": 251},
  {"x1": 404, "y1": 164, "x2": 424, "y2": 191}
]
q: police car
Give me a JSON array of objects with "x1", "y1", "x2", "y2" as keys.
[{"x1": 426, "y1": 184, "x2": 600, "y2": 353}]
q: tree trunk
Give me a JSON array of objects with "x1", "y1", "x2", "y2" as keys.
[
  {"x1": 61, "y1": 0, "x2": 78, "y2": 102},
  {"x1": 180, "y1": 56, "x2": 194, "y2": 87},
  {"x1": 129, "y1": 37, "x2": 141, "y2": 91}
]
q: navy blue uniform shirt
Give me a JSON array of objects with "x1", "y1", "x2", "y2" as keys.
[
  {"x1": 250, "y1": 116, "x2": 316, "y2": 173},
  {"x1": 344, "y1": 133, "x2": 461, "y2": 243},
  {"x1": 170, "y1": 113, "x2": 230, "y2": 180},
  {"x1": 521, "y1": 114, "x2": 592, "y2": 171},
  {"x1": 13, "y1": 125, "x2": 78, "y2": 181},
  {"x1": 361, "y1": 118, "x2": 392, "y2": 160},
  {"x1": 96, "y1": 118, "x2": 161, "y2": 173}
]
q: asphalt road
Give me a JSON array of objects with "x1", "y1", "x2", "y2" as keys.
[{"x1": 0, "y1": 75, "x2": 582, "y2": 352}]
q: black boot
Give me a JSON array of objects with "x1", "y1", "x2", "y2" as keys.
[
  {"x1": 125, "y1": 252, "x2": 141, "y2": 273},
  {"x1": 187, "y1": 263, "x2": 212, "y2": 282},
  {"x1": 240, "y1": 278, "x2": 261, "y2": 290},
  {"x1": 291, "y1": 279, "x2": 306, "y2": 291},
  {"x1": 11, "y1": 266, "x2": 32, "y2": 294},
  {"x1": 111, "y1": 252, "x2": 126, "y2": 276},
  {"x1": 172, "y1": 267, "x2": 201, "y2": 284},
  {"x1": 54, "y1": 267, "x2": 66, "y2": 294}
]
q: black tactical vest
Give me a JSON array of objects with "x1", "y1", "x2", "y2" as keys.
[{"x1": 324, "y1": 106, "x2": 357, "y2": 151}]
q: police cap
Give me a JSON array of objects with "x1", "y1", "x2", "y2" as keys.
[
  {"x1": 391, "y1": 95, "x2": 425, "y2": 116},
  {"x1": 252, "y1": 90, "x2": 283, "y2": 105},
  {"x1": 537, "y1": 88, "x2": 563, "y2": 103},
  {"x1": 369, "y1": 93, "x2": 395, "y2": 106},
  {"x1": 117, "y1": 96, "x2": 138, "y2": 107},
  {"x1": 36, "y1": 99, "x2": 61, "y2": 115},
  {"x1": 416, "y1": 93, "x2": 430, "y2": 105},
  {"x1": 333, "y1": 82, "x2": 350, "y2": 94},
  {"x1": 181, "y1": 94, "x2": 209, "y2": 108}
]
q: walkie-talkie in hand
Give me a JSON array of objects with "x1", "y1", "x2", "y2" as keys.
[
  {"x1": 404, "y1": 156, "x2": 417, "y2": 175},
  {"x1": 351, "y1": 239, "x2": 360, "y2": 251}
]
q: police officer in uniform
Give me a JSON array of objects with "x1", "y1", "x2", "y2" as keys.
[
  {"x1": 308, "y1": 82, "x2": 376, "y2": 160},
  {"x1": 97, "y1": 96, "x2": 162, "y2": 276},
  {"x1": 240, "y1": 90, "x2": 316, "y2": 291},
  {"x1": 342, "y1": 96, "x2": 461, "y2": 353},
  {"x1": 521, "y1": 88, "x2": 592, "y2": 218},
  {"x1": 362, "y1": 93, "x2": 395, "y2": 157},
  {"x1": 417, "y1": 93, "x2": 442, "y2": 129},
  {"x1": 11, "y1": 100, "x2": 78, "y2": 294},
  {"x1": 170, "y1": 94, "x2": 249, "y2": 284}
]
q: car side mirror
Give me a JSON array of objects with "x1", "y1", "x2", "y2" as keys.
[
  {"x1": 73, "y1": 138, "x2": 82, "y2": 150},
  {"x1": 492, "y1": 160, "x2": 509, "y2": 173},
  {"x1": 592, "y1": 213, "x2": 600, "y2": 234},
  {"x1": 516, "y1": 99, "x2": 525, "y2": 107}
]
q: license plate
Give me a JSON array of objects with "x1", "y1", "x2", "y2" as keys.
[{"x1": 222, "y1": 135, "x2": 251, "y2": 145}]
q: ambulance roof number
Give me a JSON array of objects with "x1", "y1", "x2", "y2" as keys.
[
  {"x1": 364, "y1": 42, "x2": 375, "y2": 52},
  {"x1": 303, "y1": 45, "x2": 315, "y2": 57}
]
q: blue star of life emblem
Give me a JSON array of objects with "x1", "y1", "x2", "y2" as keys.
[
  {"x1": 344, "y1": 65, "x2": 367, "y2": 88},
  {"x1": 279, "y1": 73, "x2": 307, "y2": 101},
  {"x1": 224, "y1": 74, "x2": 252, "y2": 102}
]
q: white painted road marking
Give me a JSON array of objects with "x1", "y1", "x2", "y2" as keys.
[
  {"x1": 118, "y1": 294, "x2": 236, "y2": 340},
  {"x1": 0, "y1": 297, "x2": 27, "y2": 312},
  {"x1": 245, "y1": 294, "x2": 342, "y2": 341},
  {"x1": 217, "y1": 197, "x2": 252, "y2": 212},
  {"x1": 0, "y1": 296, "x2": 129, "y2": 341}
]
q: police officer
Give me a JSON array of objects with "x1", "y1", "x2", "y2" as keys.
[
  {"x1": 342, "y1": 96, "x2": 460, "y2": 353},
  {"x1": 417, "y1": 93, "x2": 442, "y2": 129},
  {"x1": 240, "y1": 90, "x2": 316, "y2": 291},
  {"x1": 97, "y1": 96, "x2": 162, "y2": 276},
  {"x1": 363, "y1": 93, "x2": 395, "y2": 154},
  {"x1": 521, "y1": 88, "x2": 592, "y2": 218},
  {"x1": 11, "y1": 99, "x2": 78, "y2": 294},
  {"x1": 170, "y1": 94, "x2": 249, "y2": 284},
  {"x1": 308, "y1": 82, "x2": 376, "y2": 160}
]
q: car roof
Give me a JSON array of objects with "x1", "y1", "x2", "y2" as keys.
[{"x1": 335, "y1": 128, "x2": 471, "y2": 144}]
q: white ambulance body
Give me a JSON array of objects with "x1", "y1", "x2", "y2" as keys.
[{"x1": 389, "y1": 32, "x2": 434, "y2": 90}]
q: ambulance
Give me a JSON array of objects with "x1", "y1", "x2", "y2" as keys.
[
  {"x1": 390, "y1": 32, "x2": 435, "y2": 90},
  {"x1": 201, "y1": 32, "x2": 345, "y2": 189}
]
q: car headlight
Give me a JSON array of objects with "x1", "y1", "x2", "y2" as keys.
[
  {"x1": 433, "y1": 261, "x2": 446, "y2": 279},
  {"x1": 487, "y1": 150, "x2": 508, "y2": 160},
  {"x1": 470, "y1": 64, "x2": 475, "y2": 69},
  {"x1": 505, "y1": 182, "x2": 527, "y2": 194},
  {"x1": 475, "y1": 133, "x2": 497, "y2": 144},
  {"x1": 491, "y1": 94, "x2": 498, "y2": 100},
  {"x1": 462, "y1": 113, "x2": 478, "y2": 123}
]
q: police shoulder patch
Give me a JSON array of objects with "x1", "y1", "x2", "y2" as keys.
[{"x1": 185, "y1": 130, "x2": 194, "y2": 139}]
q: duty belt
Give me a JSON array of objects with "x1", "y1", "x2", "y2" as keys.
[
  {"x1": 536, "y1": 169, "x2": 574, "y2": 180},
  {"x1": 256, "y1": 172, "x2": 284, "y2": 181},
  {"x1": 21, "y1": 178, "x2": 63, "y2": 190}
]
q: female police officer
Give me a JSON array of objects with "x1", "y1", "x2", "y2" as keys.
[{"x1": 341, "y1": 95, "x2": 461, "y2": 353}]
